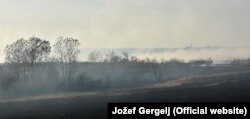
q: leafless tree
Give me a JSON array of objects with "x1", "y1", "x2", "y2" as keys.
[
  {"x1": 53, "y1": 37, "x2": 80, "y2": 63},
  {"x1": 88, "y1": 51, "x2": 103, "y2": 62},
  {"x1": 5, "y1": 39, "x2": 28, "y2": 63},
  {"x1": 4, "y1": 38, "x2": 29, "y2": 80},
  {"x1": 121, "y1": 52, "x2": 129, "y2": 62},
  {"x1": 27, "y1": 37, "x2": 51, "y2": 63},
  {"x1": 103, "y1": 50, "x2": 122, "y2": 63},
  {"x1": 53, "y1": 37, "x2": 80, "y2": 80},
  {"x1": 130, "y1": 56, "x2": 139, "y2": 63},
  {"x1": 26, "y1": 37, "x2": 51, "y2": 80},
  {"x1": 103, "y1": 50, "x2": 116, "y2": 62},
  {"x1": 4, "y1": 37, "x2": 51, "y2": 81}
]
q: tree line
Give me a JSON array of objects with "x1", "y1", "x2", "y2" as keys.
[
  {"x1": 4, "y1": 36, "x2": 80, "y2": 81},
  {"x1": 5, "y1": 36, "x2": 80, "y2": 63},
  {"x1": 88, "y1": 50, "x2": 213, "y2": 66},
  {"x1": 4, "y1": 36, "x2": 214, "y2": 84}
]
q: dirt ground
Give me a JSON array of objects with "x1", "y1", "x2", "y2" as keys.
[{"x1": 0, "y1": 71, "x2": 250, "y2": 119}]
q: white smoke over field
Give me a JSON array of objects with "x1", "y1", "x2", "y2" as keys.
[{"x1": 79, "y1": 47, "x2": 250, "y2": 64}]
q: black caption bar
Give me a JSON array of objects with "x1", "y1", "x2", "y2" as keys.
[{"x1": 108, "y1": 103, "x2": 249, "y2": 119}]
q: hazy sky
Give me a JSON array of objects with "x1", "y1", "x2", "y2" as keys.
[{"x1": 1, "y1": 0, "x2": 250, "y2": 62}]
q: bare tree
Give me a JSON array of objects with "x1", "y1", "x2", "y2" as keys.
[
  {"x1": 103, "y1": 50, "x2": 116, "y2": 62},
  {"x1": 130, "y1": 56, "x2": 139, "y2": 63},
  {"x1": 27, "y1": 37, "x2": 51, "y2": 63},
  {"x1": 88, "y1": 51, "x2": 103, "y2": 62},
  {"x1": 4, "y1": 39, "x2": 29, "y2": 80},
  {"x1": 5, "y1": 37, "x2": 51, "y2": 81},
  {"x1": 54, "y1": 37, "x2": 80, "y2": 63},
  {"x1": 53, "y1": 37, "x2": 80, "y2": 80},
  {"x1": 122, "y1": 52, "x2": 129, "y2": 59},
  {"x1": 111, "y1": 55, "x2": 121, "y2": 63},
  {"x1": 102, "y1": 50, "x2": 123, "y2": 63},
  {"x1": 5, "y1": 38, "x2": 29, "y2": 64},
  {"x1": 121, "y1": 52, "x2": 129, "y2": 62},
  {"x1": 26, "y1": 37, "x2": 51, "y2": 80}
]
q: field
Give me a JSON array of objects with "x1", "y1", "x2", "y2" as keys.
[{"x1": 0, "y1": 63, "x2": 250, "y2": 119}]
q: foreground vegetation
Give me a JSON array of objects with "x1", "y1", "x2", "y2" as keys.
[{"x1": 1, "y1": 66, "x2": 250, "y2": 119}]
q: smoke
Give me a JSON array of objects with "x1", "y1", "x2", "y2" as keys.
[{"x1": 79, "y1": 47, "x2": 250, "y2": 64}]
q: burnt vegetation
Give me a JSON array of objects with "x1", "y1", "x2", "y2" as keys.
[
  {"x1": 1, "y1": 37, "x2": 250, "y2": 119},
  {"x1": 1, "y1": 37, "x2": 250, "y2": 98}
]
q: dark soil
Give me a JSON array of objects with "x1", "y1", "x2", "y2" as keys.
[{"x1": 0, "y1": 71, "x2": 250, "y2": 119}]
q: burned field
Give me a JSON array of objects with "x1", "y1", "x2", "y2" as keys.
[{"x1": 0, "y1": 63, "x2": 250, "y2": 119}]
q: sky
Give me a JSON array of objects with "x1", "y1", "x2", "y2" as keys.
[{"x1": 1, "y1": 0, "x2": 250, "y2": 62}]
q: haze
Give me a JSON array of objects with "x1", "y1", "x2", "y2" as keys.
[{"x1": 1, "y1": 0, "x2": 250, "y2": 62}]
